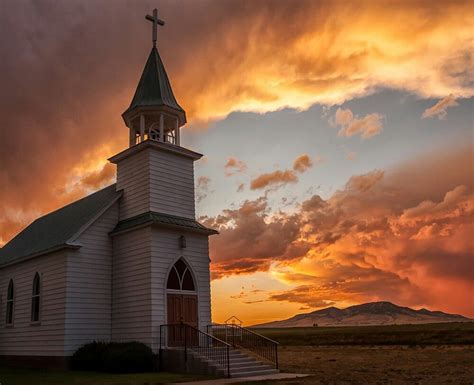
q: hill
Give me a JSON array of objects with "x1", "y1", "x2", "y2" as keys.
[{"x1": 253, "y1": 301, "x2": 471, "y2": 327}]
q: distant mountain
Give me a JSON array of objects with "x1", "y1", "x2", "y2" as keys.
[{"x1": 253, "y1": 301, "x2": 472, "y2": 328}]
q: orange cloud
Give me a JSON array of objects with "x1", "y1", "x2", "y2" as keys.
[
  {"x1": 78, "y1": 163, "x2": 116, "y2": 190},
  {"x1": 1, "y1": 1, "x2": 473, "y2": 247},
  {"x1": 250, "y1": 154, "x2": 314, "y2": 190},
  {"x1": 173, "y1": 1, "x2": 474, "y2": 123},
  {"x1": 422, "y1": 95, "x2": 458, "y2": 119},
  {"x1": 331, "y1": 108, "x2": 384, "y2": 139},
  {"x1": 344, "y1": 170, "x2": 385, "y2": 192},
  {"x1": 293, "y1": 154, "x2": 313, "y2": 172},
  {"x1": 224, "y1": 157, "x2": 247, "y2": 176},
  {"x1": 250, "y1": 170, "x2": 298, "y2": 190},
  {"x1": 207, "y1": 146, "x2": 474, "y2": 316}
]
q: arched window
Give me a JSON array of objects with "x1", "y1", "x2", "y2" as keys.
[
  {"x1": 6, "y1": 280, "x2": 14, "y2": 325},
  {"x1": 31, "y1": 273, "x2": 41, "y2": 322},
  {"x1": 167, "y1": 258, "x2": 195, "y2": 291}
]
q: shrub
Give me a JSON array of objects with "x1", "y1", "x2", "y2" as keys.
[
  {"x1": 71, "y1": 341, "x2": 154, "y2": 373},
  {"x1": 71, "y1": 341, "x2": 108, "y2": 371},
  {"x1": 103, "y1": 342, "x2": 154, "y2": 373}
]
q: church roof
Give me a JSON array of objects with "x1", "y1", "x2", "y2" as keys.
[
  {"x1": 0, "y1": 184, "x2": 122, "y2": 266},
  {"x1": 123, "y1": 46, "x2": 186, "y2": 121},
  {"x1": 111, "y1": 211, "x2": 218, "y2": 236}
]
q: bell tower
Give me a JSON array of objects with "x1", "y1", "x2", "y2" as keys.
[
  {"x1": 109, "y1": 9, "x2": 215, "y2": 350},
  {"x1": 122, "y1": 8, "x2": 186, "y2": 147},
  {"x1": 109, "y1": 8, "x2": 202, "y2": 221}
]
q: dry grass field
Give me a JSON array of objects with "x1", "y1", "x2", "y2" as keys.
[
  {"x1": 0, "y1": 323, "x2": 472, "y2": 384},
  {"x1": 268, "y1": 345, "x2": 474, "y2": 385},
  {"x1": 242, "y1": 323, "x2": 474, "y2": 385}
]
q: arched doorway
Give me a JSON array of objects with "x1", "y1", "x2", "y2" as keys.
[{"x1": 166, "y1": 258, "x2": 198, "y2": 339}]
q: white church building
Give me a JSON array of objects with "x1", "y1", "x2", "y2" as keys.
[{"x1": 0, "y1": 9, "x2": 217, "y2": 368}]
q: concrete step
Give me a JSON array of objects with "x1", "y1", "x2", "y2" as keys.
[
  {"x1": 229, "y1": 352, "x2": 248, "y2": 357},
  {"x1": 229, "y1": 357, "x2": 258, "y2": 364},
  {"x1": 190, "y1": 347, "x2": 279, "y2": 378},
  {"x1": 230, "y1": 363, "x2": 275, "y2": 373},
  {"x1": 231, "y1": 368, "x2": 280, "y2": 378},
  {"x1": 230, "y1": 362, "x2": 271, "y2": 370}
]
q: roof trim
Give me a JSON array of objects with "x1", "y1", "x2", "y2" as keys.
[
  {"x1": 110, "y1": 211, "x2": 218, "y2": 237},
  {"x1": 68, "y1": 190, "x2": 123, "y2": 243},
  {"x1": 0, "y1": 243, "x2": 81, "y2": 268},
  {"x1": 108, "y1": 139, "x2": 203, "y2": 163}
]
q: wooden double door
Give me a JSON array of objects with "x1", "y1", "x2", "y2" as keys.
[{"x1": 167, "y1": 293, "x2": 198, "y2": 346}]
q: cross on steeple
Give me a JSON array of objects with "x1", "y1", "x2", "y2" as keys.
[{"x1": 145, "y1": 8, "x2": 165, "y2": 47}]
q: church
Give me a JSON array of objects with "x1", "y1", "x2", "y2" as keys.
[{"x1": 0, "y1": 9, "x2": 216, "y2": 368}]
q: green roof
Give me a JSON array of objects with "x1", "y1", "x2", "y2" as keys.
[
  {"x1": 123, "y1": 46, "x2": 185, "y2": 118},
  {"x1": 112, "y1": 211, "x2": 218, "y2": 236},
  {"x1": 0, "y1": 184, "x2": 122, "y2": 266}
]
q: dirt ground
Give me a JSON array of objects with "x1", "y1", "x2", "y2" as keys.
[{"x1": 243, "y1": 345, "x2": 474, "y2": 385}]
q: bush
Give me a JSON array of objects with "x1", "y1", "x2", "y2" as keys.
[
  {"x1": 71, "y1": 341, "x2": 108, "y2": 372},
  {"x1": 71, "y1": 341, "x2": 154, "y2": 373},
  {"x1": 103, "y1": 342, "x2": 154, "y2": 373}
]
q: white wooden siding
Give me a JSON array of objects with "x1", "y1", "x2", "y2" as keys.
[
  {"x1": 148, "y1": 150, "x2": 195, "y2": 219},
  {"x1": 116, "y1": 149, "x2": 150, "y2": 220},
  {"x1": 0, "y1": 251, "x2": 67, "y2": 356},
  {"x1": 116, "y1": 147, "x2": 196, "y2": 220},
  {"x1": 63, "y1": 203, "x2": 118, "y2": 355},
  {"x1": 150, "y1": 228, "x2": 212, "y2": 351},
  {"x1": 111, "y1": 227, "x2": 153, "y2": 346}
]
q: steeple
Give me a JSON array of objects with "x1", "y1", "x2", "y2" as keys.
[{"x1": 123, "y1": 8, "x2": 186, "y2": 147}]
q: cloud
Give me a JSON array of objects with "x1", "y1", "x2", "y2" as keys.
[
  {"x1": 250, "y1": 154, "x2": 315, "y2": 190},
  {"x1": 224, "y1": 157, "x2": 247, "y2": 176},
  {"x1": 196, "y1": 176, "x2": 213, "y2": 203},
  {"x1": 201, "y1": 196, "x2": 309, "y2": 279},
  {"x1": 293, "y1": 154, "x2": 313, "y2": 172},
  {"x1": 422, "y1": 94, "x2": 459, "y2": 119},
  {"x1": 269, "y1": 286, "x2": 335, "y2": 309},
  {"x1": 0, "y1": 1, "x2": 473, "y2": 317},
  {"x1": 207, "y1": 146, "x2": 474, "y2": 316},
  {"x1": 268, "y1": 265, "x2": 426, "y2": 310},
  {"x1": 345, "y1": 170, "x2": 384, "y2": 192},
  {"x1": 331, "y1": 108, "x2": 384, "y2": 139},
  {"x1": 77, "y1": 163, "x2": 116, "y2": 190},
  {"x1": 1, "y1": 1, "x2": 473, "y2": 246},
  {"x1": 250, "y1": 170, "x2": 298, "y2": 190}
]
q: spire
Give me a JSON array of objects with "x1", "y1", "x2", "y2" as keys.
[
  {"x1": 122, "y1": 8, "x2": 186, "y2": 148},
  {"x1": 122, "y1": 46, "x2": 186, "y2": 125}
]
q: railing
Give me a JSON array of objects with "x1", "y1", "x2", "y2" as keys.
[
  {"x1": 160, "y1": 323, "x2": 231, "y2": 377},
  {"x1": 207, "y1": 323, "x2": 279, "y2": 369}
]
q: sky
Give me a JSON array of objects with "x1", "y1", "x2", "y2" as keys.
[{"x1": 0, "y1": 0, "x2": 473, "y2": 324}]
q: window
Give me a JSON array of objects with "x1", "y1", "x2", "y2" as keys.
[
  {"x1": 6, "y1": 280, "x2": 14, "y2": 325},
  {"x1": 31, "y1": 273, "x2": 41, "y2": 322},
  {"x1": 167, "y1": 259, "x2": 195, "y2": 291}
]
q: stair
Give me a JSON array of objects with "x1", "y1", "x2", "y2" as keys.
[{"x1": 215, "y1": 348, "x2": 279, "y2": 378}]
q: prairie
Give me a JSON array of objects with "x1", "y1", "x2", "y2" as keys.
[
  {"x1": 253, "y1": 321, "x2": 474, "y2": 346},
  {"x1": 242, "y1": 322, "x2": 474, "y2": 385}
]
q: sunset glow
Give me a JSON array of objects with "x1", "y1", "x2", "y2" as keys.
[{"x1": 1, "y1": 0, "x2": 473, "y2": 325}]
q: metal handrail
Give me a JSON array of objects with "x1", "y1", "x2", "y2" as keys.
[
  {"x1": 207, "y1": 323, "x2": 279, "y2": 369},
  {"x1": 160, "y1": 323, "x2": 231, "y2": 377}
]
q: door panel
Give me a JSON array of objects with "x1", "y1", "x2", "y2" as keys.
[
  {"x1": 182, "y1": 295, "x2": 198, "y2": 327},
  {"x1": 167, "y1": 293, "x2": 198, "y2": 346}
]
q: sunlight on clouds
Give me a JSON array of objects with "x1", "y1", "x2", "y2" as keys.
[{"x1": 182, "y1": 1, "x2": 474, "y2": 123}]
